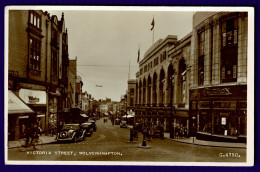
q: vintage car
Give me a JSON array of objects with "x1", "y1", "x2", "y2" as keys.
[
  {"x1": 56, "y1": 124, "x2": 86, "y2": 142},
  {"x1": 81, "y1": 122, "x2": 93, "y2": 137},
  {"x1": 88, "y1": 119, "x2": 97, "y2": 131},
  {"x1": 120, "y1": 120, "x2": 127, "y2": 128}
]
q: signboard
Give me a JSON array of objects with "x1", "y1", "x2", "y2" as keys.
[
  {"x1": 19, "y1": 88, "x2": 46, "y2": 104},
  {"x1": 221, "y1": 117, "x2": 226, "y2": 125}
]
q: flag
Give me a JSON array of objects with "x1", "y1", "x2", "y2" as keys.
[
  {"x1": 137, "y1": 47, "x2": 140, "y2": 63},
  {"x1": 151, "y1": 17, "x2": 155, "y2": 31}
]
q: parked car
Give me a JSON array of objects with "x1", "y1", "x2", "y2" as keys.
[
  {"x1": 120, "y1": 121, "x2": 127, "y2": 128},
  {"x1": 81, "y1": 122, "x2": 93, "y2": 137},
  {"x1": 56, "y1": 124, "x2": 86, "y2": 142},
  {"x1": 88, "y1": 119, "x2": 97, "y2": 131}
]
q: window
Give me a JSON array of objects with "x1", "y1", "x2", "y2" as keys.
[
  {"x1": 29, "y1": 11, "x2": 41, "y2": 29},
  {"x1": 154, "y1": 57, "x2": 158, "y2": 66},
  {"x1": 222, "y1": 18, "x2": 238, "y2": 47},
  {"x1": 130, "y1": 88, "x2": 134, "y2": 95},
  {"x1": 29, "y1": 37, "x2": 41, "y2": 70},
  {"x1": 221, "y1": 17, "x2": 238, "y2": 83},
  {"x1": 144, "y1": 65, "x2": 147, "y2": 72},
  {"x1": 140, "y1": 68, "x2": 143, "y2": 75},
  {"x1": 198, "y1": 31, "x2": 205, "y2": 85},
  {"x1": 52, "y1": 50, "x2": 58, "y2": 77}
]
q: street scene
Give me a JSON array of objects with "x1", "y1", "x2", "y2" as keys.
[
  {"x1": 6, "y1": 7, "x2": 253, "y2": 165},
  {"x1": 8, "y1": 117, "x2": 246, "y2": 162}
]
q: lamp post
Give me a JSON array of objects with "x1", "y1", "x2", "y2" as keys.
[{"x1": 169, "y1": 73, "x2": 174, "y2": 139}]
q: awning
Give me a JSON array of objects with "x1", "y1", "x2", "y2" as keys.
[
  {"x1": 122, "y1": 114, "x2": 134, "y2": 118},
  {"x1": 8, "y1": 90, "x2": 35, "y2": 114},
  {"x1": 80, "y1": 114, "x2": 88, "y2": 118}
]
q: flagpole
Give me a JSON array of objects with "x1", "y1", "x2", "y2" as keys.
[
  {"x1": 153, "y1": 14, "x2": 154, "y2": 44},
  {"x1": 128, "y1": 60, "x2": 130, "y2": 80}
]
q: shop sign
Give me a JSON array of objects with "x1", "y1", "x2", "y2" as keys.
[
  {"x1": 203, "y1": 87, "x2": 232, "y2": 96},
  {"x1": 19, "y1": 88, "x2": 46, "y2": 105},
  {"x1": 221, "y1": 117, "x2": 226, "y2": 125}
]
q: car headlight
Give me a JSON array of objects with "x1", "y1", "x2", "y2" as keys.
[{"x1": 60, "y1": 131, "x2": 68, "y2": 138}]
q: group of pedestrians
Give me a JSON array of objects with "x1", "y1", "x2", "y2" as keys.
[
  {"x1": 174, "y1": 124, "x2": 187, "y2": 138},
  {"x1": 132, "y1": 121, "x2": 165, "y2": 141}
]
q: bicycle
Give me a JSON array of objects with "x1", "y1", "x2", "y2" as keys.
[{"x1": 18, "y1": 134, "x2": 43, "y2": 152}]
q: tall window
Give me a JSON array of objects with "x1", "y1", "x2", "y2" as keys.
[
  {"x1": 29, "y1": 38, "x2": 41, "y2": 70},
  {"x1": 198, "y1": 31, "x2": 205, "y2": 85},
  {"x1": 179, "y1": 59, "x2": 186, "y2": 104},
  {"x1": 29, "y1": 11, "x2": 41, "y2": 29},
  {"x1": 154, "y1": 57, "x2": 159, "y2": 66},
  {"x1": 52, "y1": 50, "x2": 58, "y2": 77},
  {"x1": 221, "y1": 17, "x2": 238, "y2": 83}
]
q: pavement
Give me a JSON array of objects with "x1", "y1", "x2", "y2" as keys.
[
  {"x1": 8, "y1": 131, "x2": 246, "y2": 149},
  {"x1": 8, "y1": 135, "x2": 57, "y2": 149},
  {"x1": 163, "y1": 132, "x2": 247, "y2": 149}
]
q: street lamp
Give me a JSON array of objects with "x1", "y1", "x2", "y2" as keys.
[{"x1": 169, "y1": 73, "x2": 174, "y2": 139}]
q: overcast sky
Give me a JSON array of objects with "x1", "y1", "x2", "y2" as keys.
[{"x1": 49, "y1": 8, "x2": 193, "y2": 101}]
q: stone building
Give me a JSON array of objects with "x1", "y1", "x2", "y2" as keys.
[
  {"x1": 189, "y1": 12, "x2": 248, "y2": 140},
  {"x1": 134, "y1": 35, "x2": 191, "y2": 133},
  {"x1": 133, "y1": 12, "x2": 248, "y2": 141},
  {"x1": 8, "y1": 10, "x2": 69, "y2": 139},
  {"x1": 126, "y1": 79, "x2": 136, "y2": 112}
]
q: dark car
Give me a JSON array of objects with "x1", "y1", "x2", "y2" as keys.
[
  {"x1": 81, "y1": 122, "x2": 93, "y2": 136},
  {"x1": 56, "y1": 124, "x2": 86, "y2": 142},
  {"x1": 88, "y1": 119, "x2": 97, "y2": 131}
]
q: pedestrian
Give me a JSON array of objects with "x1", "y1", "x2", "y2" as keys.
[
  {"x1": 158, "y1": 122, "x2": 164, "y2": 139},
  {"x1": 21, "y1": 124, "x2": 25, "y2": 137}
]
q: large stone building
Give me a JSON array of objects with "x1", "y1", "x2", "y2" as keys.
[
  {"x1": 189, "y1": 12, "x2": 248, "y2": 140},
  {"x1": 134, "y1": 35, "x2": 191, "y2": 133},
  {"x1": 133, "y1": 12, "x2": 248, "y2": 140},
  {"x1": 8, "y1": 10, "x2": 69, "y2": 139}
]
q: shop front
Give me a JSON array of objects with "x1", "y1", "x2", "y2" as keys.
[
  {"x1": 189, "y1": 85, "x2": 247, "y2": 142},
  {"x1": 19, "y1": 88, "x2": 47, "y2": 133},
  {"x1": 8, "y1": 90, "x2": 35, "y2": 140}
]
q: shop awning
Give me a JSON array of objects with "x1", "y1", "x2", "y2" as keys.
[
  {"x1": 80, "y1": 114, "x2": 88, "y2": 118},
  {"x1": 8, "y1": 90, "x2": 35, "y2": 114}
]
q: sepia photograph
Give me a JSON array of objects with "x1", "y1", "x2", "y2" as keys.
[{"x1": 5, "y1": 6, "x2": 254, "y2": 166}]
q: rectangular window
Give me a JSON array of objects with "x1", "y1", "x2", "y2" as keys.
[
  {"x1": 154, "y1": 57, "x2": 158, "y2": 66},
  {"x1": 29, "y1": 11, "x2": 41, "y2": 29},
  {"x1": 221, "y1": 17, "x2": 238, "y2": 83},
  {"x1": 144, "y1": 65, "x2": 147, "y2": 72},
  {"x1": 52, "y1": 50, "x2": 58, "y2": 77},
  {"x1": 198, "y1": 31, "x2": 205, "y2": 85},
  {"x1": 199, "y1": 31, "x2": 205, "y2": 56},
  {"x1": 29, "y1": 37, "x2": 41, "y2": 70},
  {"x1": 222, "y1": 17, "x2": 238, "y2": 47}
]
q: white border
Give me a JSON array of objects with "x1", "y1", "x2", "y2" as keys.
[{"x1": 4, "y1": 6, "x2": 255, "y2": 166}]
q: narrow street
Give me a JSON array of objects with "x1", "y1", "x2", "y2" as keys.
[{"x1": 8, "y1": 118, "x2": 246, "y2": 162}]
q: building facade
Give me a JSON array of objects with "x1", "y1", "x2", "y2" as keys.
[
  {"x1": 126, "y1": 79, "x2": 136, "y2": 112},
  {"x1": 8, "y1": 10, "x2": 69, "y2": 139},
  {"x1": 134, "y1": 35, "x2": 192, "y2": 133},
  {"x1": 133, "y1": 12, "x2": 248, "y2": 140},
  {"x1": 189, "y1": 12, "x2": 248, "y2": 139}
]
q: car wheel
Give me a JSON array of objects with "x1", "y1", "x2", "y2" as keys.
[{"x1": 72, "y1": 137, "x2": 76, "y2": 143}]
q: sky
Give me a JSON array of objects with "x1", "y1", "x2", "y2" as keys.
[{"x1": 48, "y1": 8, "x2": 193, "y2": 101}]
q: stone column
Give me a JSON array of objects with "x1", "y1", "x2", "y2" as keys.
[
  {"x1": 237, "y1": 14, "x2": 248, "y2": 83},
  {"x1": 212, "y1": 20, "x2": 221, "y2": 85}
]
